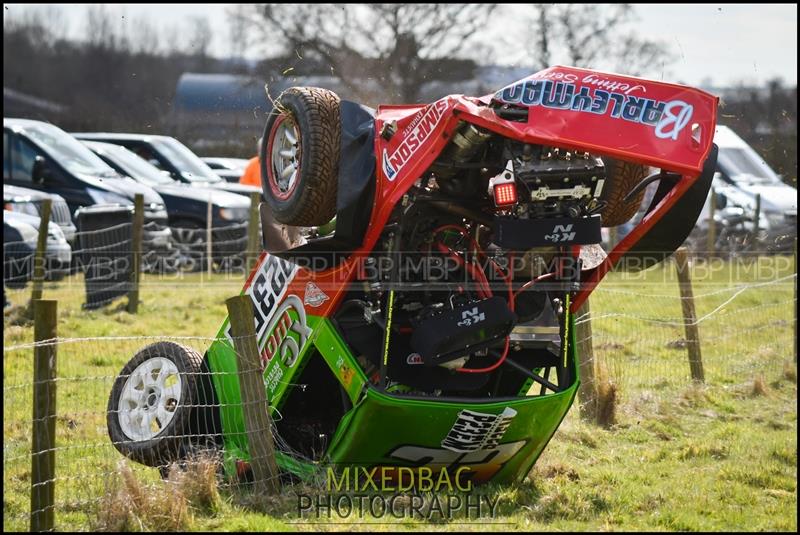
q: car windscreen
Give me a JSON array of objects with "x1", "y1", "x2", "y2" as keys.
[
  {"x1": 24, "y1": 123, "x2": 119, "y2": 177},
  {"x1": 718, "y1": 147, "x2": 782, "y2": 184},
  {"x1": 151, "y1": 138, "x2": 221, "y2": 183},
  {"x1": 103, "y1": 144, "x2": 173, "y2": 186}
]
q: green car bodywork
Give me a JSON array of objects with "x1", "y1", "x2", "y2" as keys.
[{"x1": 205, "y1": 281, "x2": 579, "y2": 486}]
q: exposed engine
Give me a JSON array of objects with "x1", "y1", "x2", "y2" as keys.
[{"x1": 335, "y1": 123, "x2": 608, "y2": 398}]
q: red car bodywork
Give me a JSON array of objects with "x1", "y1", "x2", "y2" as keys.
[{"x1": 250, "y1": 65, "x2": 718, "y2": 316}]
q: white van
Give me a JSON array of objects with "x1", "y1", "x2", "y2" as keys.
[{"x1": 695, "y1": 125, "x2": 797, "y2": 251}]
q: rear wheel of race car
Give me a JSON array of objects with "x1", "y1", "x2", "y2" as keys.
[
  {"x1": 260, "y1": 86, "x2": 340, "y2": 227},
  {"x1": 598, "y1": 157, "x2": 649, "y2": 227},
  {"x1": 107, "y1": 342, "x2": 203, "y2": 468}
]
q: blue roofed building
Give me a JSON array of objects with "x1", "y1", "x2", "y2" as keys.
[{"x1": 173, "y1": 72, "x2": 350, "y2": 153}]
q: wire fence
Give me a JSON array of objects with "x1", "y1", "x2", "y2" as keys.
[
  {"x1": 2, "y1": 252, "x2": 796, "y2": 531},
  {"x1": 578, "y1": 275, "x2": 795, "y2": 409},
  {"x1": 3, "y1": 335, "x2": 311, "y2": 532},
  {"x1": 3, "y1": 218, "x2": 255, "y2": 311},
  {"x1": 163, "y1": 221, "x2": 249, "y2": 273}
]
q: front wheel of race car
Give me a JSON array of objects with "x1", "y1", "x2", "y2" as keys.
[
  {"x1": 260, "y1": 86, "x2": 341, "y2": 227},
  {"x1": 107, "y1": 342, "x2": 204, "y2": 468}
]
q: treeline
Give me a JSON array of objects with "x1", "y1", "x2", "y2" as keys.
[
  {"x1": 719, "y1": 81, "x2": 797, "y2": 187},
  {"x1": 3, "y1": 7, "x2": 239, "y2": 135},
  {"x1": 4, "y1": 6, "x2": 797, "y2": 185}
]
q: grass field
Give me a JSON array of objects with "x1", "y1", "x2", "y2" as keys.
[{"x1": 3, "y1": 255, "x2": 797, "y2": 531}]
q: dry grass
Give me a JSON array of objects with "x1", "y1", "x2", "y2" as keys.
[
  {"x1": 679, "y1": 382, "x2": 711, "y2": 408},
  {"x1": 751, "y1": 374, "x2": 770, "y2": 397},
  {"x1": 166, "y1": 453, "x2": 223, "y2": 515},
  {"x1": 263, "y1": 84, "x2": 294, "y2": 123},
  {"x1": 93, "y1": 461, "x2": 189, "y2": 532},
  {"x1": 783, "y1": 361, "x2": 797, "y2": 383},
  {"x1": 3, "y1": 303, "x2": 32, "y2": 326},
  {"x1": 595, "y1": 359, "x2": 618, "y2": 428},
  {"x1": 92, "y1": 454, "x2": 223, "y2": 532}
]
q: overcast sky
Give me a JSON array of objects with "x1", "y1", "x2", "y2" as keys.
[{"x1": 4, "y1": 3, "x2": 797, "y2": 88}]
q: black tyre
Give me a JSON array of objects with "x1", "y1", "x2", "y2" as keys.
[
  {"x1": 171, "y1": 220, "x2": 206, "y2": 272},
  {"x1": 107, "y1": 342, "x2": 204, "y2": 468},
  {"x1": 260, "y1": 86, "x2": 340, "y2": 226},
  {"x1": 598, "y1": 157, "x2": 649, "y2": 227}
]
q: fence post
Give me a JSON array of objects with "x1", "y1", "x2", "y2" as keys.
[
  {"x1": 127, "y1": 194, "x2": 143, "y2": 314},
  {"x1": 225, "y1": 295, "x2": 280, "y2": 495},
  {"x1": 206, "y1": 196, "x2": 213, "y2": 278},
  {"x1": 31, "y1": 299, "x2": 57, "y2": 532},
  {"x1": 707, "y1": 186, "x2": 716, "y2": 255},
  {"x1": 608, "y1": 226, "x2": 618, "y2": 249},
  {"x1": 794, "y1": 237, "x2": 797, "y2": 363},
  {"x1": 246, "y1": 192, "x2": 261, "y2": 273},
  {"x1": 674, "y1": 247, "x2": 705, "y2": 382},
  {"x1": 752, "y1": 193, "x2": 761, "y2": 248},
  {"x1": 575, "y1": 299, "x2": 597, "y2": 419},
  {"x1": 29, "y1": 199, "x2": 52, "y2": 306}
]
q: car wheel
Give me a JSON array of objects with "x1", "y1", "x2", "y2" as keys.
[
  {"x1": 260, "y1": 86, "x2": 340, "y2": 227},
  {"x1": 107, "y1": 342, "x2": 204, "y2": 468},
  {"x1": 171, "y1": 221, "x2": 206, "y2": 272},
  {"x1": 598, "y1": 157, "x2": 649, "y2": 227}
]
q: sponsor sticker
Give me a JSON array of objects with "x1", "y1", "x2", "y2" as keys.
[
  {"x1": 304, "y1": 281, "x2": 330, "y2": 307},
  {"x1": 441, "y1": 407, "x2": 518, "y2": 453},
  {"x1": 496, "y1": 78, "x2": 693, "y2": 141},
  {"x1": 382, "y1": 98, "x2": 449, "y2": 181},
  {"x1": 386, "y1": 407, "x2": 524, "y2": 483},
  {"x1": 406, "y1": 353, "x2": 424, "y2": 365},
  {"x1": 224, "y1": 254, "x2": 297, "y2": 349},
  {"x1": 457, "y1": 307, "x2": 486, "y2": 327}
]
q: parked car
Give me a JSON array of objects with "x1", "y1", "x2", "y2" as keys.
[
  {"x1": 83, "y1": 141, "x2": 253, "y2": 269},
  {"x1": 692, "y1": 125, "x2": 797, "y2": 252},
  {"x1": 72, "y1": 133, "x2": 261, "y2": 196},
  {"x1": 201, "y1": 157, "x2": 250, "y2": 183},
  {"x1": 3, "y1": 209, "x2": 71, "y2": 282},
  {"x1": 3, "y1": 214, "x2": 37, "y2": 288},
  {"x1": 3, "y1": 119, "x2": 174, "y2": 267},
  {"x1": 4, "y1": 184, "x2": 77, "y2": 243}
]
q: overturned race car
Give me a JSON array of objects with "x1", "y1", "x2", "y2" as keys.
[{"x1": 107, "y1": 66, "x2": 719, "y2": 486}]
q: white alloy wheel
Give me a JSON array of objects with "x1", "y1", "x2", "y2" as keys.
[{"x1": 117, "y1": 357, "x2": 182, "y2": 441}]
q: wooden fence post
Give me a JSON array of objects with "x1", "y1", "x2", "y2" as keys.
[
  {"x1": 206, "y1": 196, "x2": 213, "y2": 278},
  {"x1": 127, "y1": 194, "x2": 143, "y2": 314},
  {"x1": 226, "y1": 295, "x2": 280, "y2": 495},
  {"x1": 576, "y1": 299, "x2": 597, "y2": 419},
  {"x1": 707, "y1": 186, "x2": 716, "y2": 255},
  {"x1": 794, "y1": 237, "x2": 797, "y2": 363},
  {"x1": 608, "y1": 226, "x2": 618, "y2": 249},
  {"x1": 31, "y1": 299, "x2": 57, "y2": 532},
  {"x1": 753, "y1": 193, "x2": 761, "y2": 239},
  {"x1": 246, "y1": 192, "x2": 261, "y2": 273},
  {"x1": 674, "y1": 247, "x2": 705, "y2": 382},
  {"x1": 29, "y1": 199, "x2": 52, "y2": 306}
]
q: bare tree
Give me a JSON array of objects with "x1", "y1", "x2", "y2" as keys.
[
  {"x1": 129, "y1": 16, "x2": 162, "y2": 56},
  {"x1": 226, "y1": 5, "x2": 250, "y2": 60},
  {"x1": 185, "y1": 16, "x2": 213, "y2": 58},
  {"x1": 238, "y1": 4, "x2": 497, "y2": 103},
  {"x1": 86, "y1": 5, "x2": 128, "y2": 52},
  {"x1": 529, "y1": 4, "x2": 672, "y2": 77}
]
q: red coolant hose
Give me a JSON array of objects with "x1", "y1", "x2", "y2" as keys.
[
  {"x1": 431, "y1": 225, "x2": 556, "y2": 374},
  {"x1": 431, "y1": 225, "x2": 512, "y2": 374},
  {"x1": 513, "y1": 272, "x2": 556, "y2": 302},
  {"x1": 434, "y1": 241, "x2": 491, "y2": 299}
]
